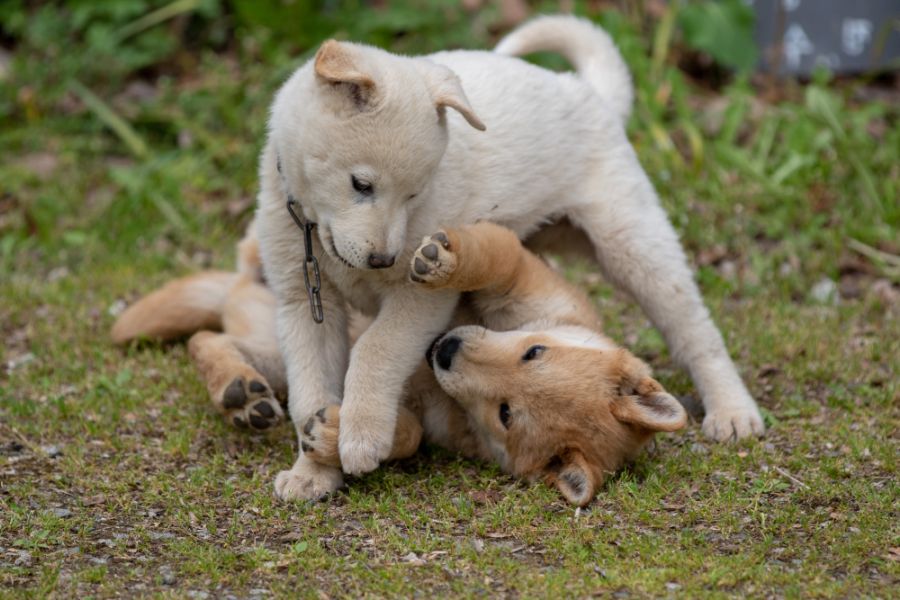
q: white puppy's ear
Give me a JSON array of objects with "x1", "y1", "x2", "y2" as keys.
[
  {"x1": 314, "y1": 40, "x2": 377, "y2": 108},
  {"x1": 610, "y1": 375, "x2": 687, "y2": 432},
  {"x1": 422, "y1": 62, "x2": 486, "y2": 131}
]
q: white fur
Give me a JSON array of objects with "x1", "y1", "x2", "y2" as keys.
[{"x1": 255, "y1": 16, "x2": 764, "y2": 500}]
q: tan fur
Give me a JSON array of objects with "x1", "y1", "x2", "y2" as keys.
[
  {"x1": 113, "y1": 240, "x2": 286, "y2": 432},
  {"x1": 406, "y1": 222, "x2": 686, "y2": 504},
  {"x1": 111, "y1": 271, "x2": 237, "y2": 344},
  {"x1": 113, "y1": 223, "x2": 685, "y2": 505},
  {"x1": 314, "y1": 40, "x2": 376, "y2": 89}
]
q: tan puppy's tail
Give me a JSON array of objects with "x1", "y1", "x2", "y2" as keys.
[
  {"x1": 111, "y1": 271, "x2": 240, "y2": 345},
  {"x1": 494, "y1": 15, "x2": 633, "y2": 121}
]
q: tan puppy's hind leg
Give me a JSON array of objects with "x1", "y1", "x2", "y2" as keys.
[
  {"x1": 187, "y1": 331, "x2": 284, "y2": 431},
  {"x1": 300, "y1": 405, "x2": 423, "y2": 469}
]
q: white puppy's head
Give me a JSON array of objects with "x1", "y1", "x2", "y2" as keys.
[{"x1": 270, "y1": 40, "x2": 485, "y2": 270}]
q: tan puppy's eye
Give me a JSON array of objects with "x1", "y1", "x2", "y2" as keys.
[
  {"x1": 521, "y1": 345, "x2": 546, "y2": 361},
  {"x1": 499, "y1": 403, "x2": 511, "y2": 429},
  {"x1": 351, "y1": 174, "x2": 373, "y2": 195}
]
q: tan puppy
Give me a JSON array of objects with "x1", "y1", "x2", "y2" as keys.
[{"x1": 113, "y1": 222, "x2": 686, "y2": 505}]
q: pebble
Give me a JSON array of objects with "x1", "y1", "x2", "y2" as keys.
[
  {"x1": 810, "y1": 277, "x2": 838, "y2": 305},
  {"x1": 51, "y1": 507, "x2": 72, "y2": 518},
  {"x1": 108, "y1": 299, "x2": 127, "y2": 317},
  {"x1": 159, "y1": 565, "x2": 176, "y2": 585},
  {"x1": 41, "y1": 445, "x2": 62, "y2": 458},
  {"x1": 402, "y1": 552, "x2": 426, "y2": 566},
  {"x1": 5, "y1": 353, "x2": 35, "y2": 372}
]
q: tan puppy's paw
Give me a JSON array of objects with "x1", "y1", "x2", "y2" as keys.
[
  {"x1": 410, "y1": 231, "x2": 458, "y2": 287},
  {"x1": 337, "y1": 406, "x2": 394, "y2": 475},
  {"x1": 274, "y1": 458, "x2": 343, "y2": 502},
  {"x1": 217, "y1": 374, "x2": 284, "y2": 431},
  {"x1": 702, "y1": 405, "x2": 765, "y2": 442},
  {"x1": 300, "y1": 405, "x2": 342, "y2": 468}
]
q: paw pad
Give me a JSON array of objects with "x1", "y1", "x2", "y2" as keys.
[
  {"x1": 409, "y1": 231, "x2": 457, "y2": 286},
  {"x1": 299, "y1": 405, "x2": 341, "y2": 468},
  {"x1": 220, "y1": 376, "x2": 283, "y2": 432}
]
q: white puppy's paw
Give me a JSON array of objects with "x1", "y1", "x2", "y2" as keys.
[
  {"x1": 410, "y1": 231, "x2": 458, "y2": 287},
  {"x1": 702, "y1": 405, "x2": 766, "y2": 442},
  {"x1": 337, "y1": 408, "x2": 394, "y2": 475},
  {"x1": 273, "y1": 459, "x2": 343, "y2": 502}
]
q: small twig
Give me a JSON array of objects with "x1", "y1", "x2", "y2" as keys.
[
  {"x1": 0, "y1": 421, "x2": 45, "y2": 457},
  {"x1": 774, "y1": 466, "x2": 809, "y2": 489},
  {"x1": 848, "y1": 238, "x2": 900, "y2": 268}
]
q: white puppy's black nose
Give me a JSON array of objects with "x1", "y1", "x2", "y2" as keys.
[
  {"x1": 368, "y1": 253, "x2": 396, "y2": 269},
  {"x1": 434, "y1": 336, "x2": 462, "y2": 370}
]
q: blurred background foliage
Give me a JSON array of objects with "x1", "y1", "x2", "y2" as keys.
[{"x1": 0, "y1": 0, "x2": 897, "y2": 297}]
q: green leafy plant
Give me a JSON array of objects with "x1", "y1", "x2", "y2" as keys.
[{"x1": 678, "y1": 0, "x2": 758, "y2": 72}]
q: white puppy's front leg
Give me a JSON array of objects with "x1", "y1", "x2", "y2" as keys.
[
  {"x1": 254, "y1": 139, "x2": 354, "y2": 499},
  {"x1": 271, "y1": 293, "x2": 351, "y2": 500},
  {"x1": 572, "y1": 149, "x2": 765, "y2": 442},
  {"x1": 338, "y1": 285, "x2": 458, "y2": 475}
]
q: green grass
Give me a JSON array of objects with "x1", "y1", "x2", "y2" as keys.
[{"x1": 1, "y1": 1, "x2": 898, "y2": 597}]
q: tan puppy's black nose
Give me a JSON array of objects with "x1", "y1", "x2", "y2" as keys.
[
  {"x1": 368, "y1": 253, "x2": 396, "y2": 269},
  {"x1": 435, "y1": 336, "x2": 462, "y2": 370}
]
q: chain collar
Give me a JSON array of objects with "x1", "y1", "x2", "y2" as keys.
[{"x1": 277, "y1": 156, "x2": 324, "y2": 324}]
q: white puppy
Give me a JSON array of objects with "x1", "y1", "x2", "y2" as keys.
[{"x1": 255, "y1": 15, "x2": 765, "y2": 500}]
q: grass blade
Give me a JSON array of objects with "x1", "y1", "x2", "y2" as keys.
[
  {"x1": 650, "y1": 2, "x2": 677, "y2": 83},
  {"x1": 115, "y1": 0, "x2": 203, "y2": 42},
  {"x1": 69, "y1": 79, "x2": 148, "y2": 159}
]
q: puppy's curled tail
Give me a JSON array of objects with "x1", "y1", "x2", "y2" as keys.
[
  {"x1": 111, "y1": 271, "x2": 239, "y2": 345},
  {"x1": 494, "y1": 15, "x2": 633, "y2": 121}
]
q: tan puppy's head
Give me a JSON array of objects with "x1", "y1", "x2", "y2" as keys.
[
  {"x1": 428, "y1": 325, "x2": 687, "y2": 506},
  {"x1": 270, "y1": 40, "x2": 484, "y2": 271}
]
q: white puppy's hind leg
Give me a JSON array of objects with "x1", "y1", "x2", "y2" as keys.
[{"x1": 571, "y1": 154, "x2": 764, "y2": 442}]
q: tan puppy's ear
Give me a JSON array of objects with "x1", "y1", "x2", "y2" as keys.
[
  {"x1": 314, "y1": 40, "x2": 377, "y2": 107},
  {"x1": 545, "y1": 450, "x2": 596, "y2": 506},
  {"x1": 422, "y1": 62, "x2": 486, "y2": 131},
  {"x1": 610, "y1": 374, "x2": 687, "y2": 432}
]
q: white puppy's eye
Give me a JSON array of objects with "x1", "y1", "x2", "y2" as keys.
[
  {"x1": 522, "y1": 345, "x2": 546, "y2": 361},
  {"x1": 351, "y1": 174, "x2": 373, "y2": 195},
  {"x1": 499, "y1": 403, "x2": 511, "y2": 429}
]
